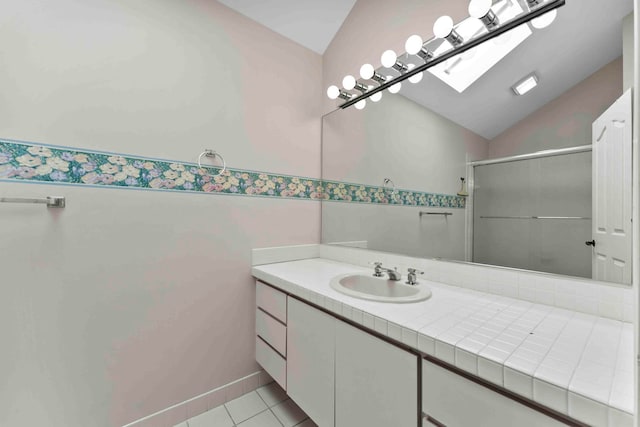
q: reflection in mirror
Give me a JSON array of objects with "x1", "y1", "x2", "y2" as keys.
[{"x1": 321, "y1": 0, "x2": 634, "y2": 285}]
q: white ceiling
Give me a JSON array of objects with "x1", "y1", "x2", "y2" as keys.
[{"x1": 218, "y1": 0, "x2": 356, "y2": 54}]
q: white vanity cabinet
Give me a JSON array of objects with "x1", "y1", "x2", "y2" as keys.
[
  {"x1": 255, "y1": 281, "x2": 288, "y2": 390},
  {"x1": 287, "y1": 298, "x2": 336, "y2": 427},
  {"x1": 286, "y1": 296, "x2": 419, "y2": 427},
  {"x1": 422, "y1": 359, "x2": 564, "y2": 427},
  {"x1": 335, "y1": 320, "x2": 419, "y2": 427}
]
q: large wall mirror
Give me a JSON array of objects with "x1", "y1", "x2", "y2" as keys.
[{"x1": 322, "y1": 0, "x2": 634, "y2": 285}]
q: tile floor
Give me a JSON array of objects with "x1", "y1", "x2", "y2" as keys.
[{"x1": 174, "y1": 382, "x2": 317, "y2": 427}]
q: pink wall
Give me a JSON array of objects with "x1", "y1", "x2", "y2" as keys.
[
  {"x1": 0, "y1": 1, "x2": 321, "y2": 426},
  {"x1": 323, "y1": 0, "x2": 470, "y2": 113},
  {"x1": 489, "y1": 58, "x2": 623, "y2": 157}
]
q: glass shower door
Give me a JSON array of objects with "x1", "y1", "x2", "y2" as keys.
[{"x1": 472, "y1": 151, "x2": 592, "y2": 278}]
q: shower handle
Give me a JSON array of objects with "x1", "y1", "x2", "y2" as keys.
[{"x1": 585, "y1": 240, "x2": 596, "y2": 247}]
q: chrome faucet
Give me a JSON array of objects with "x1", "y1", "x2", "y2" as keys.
[
  {"x1": 385, "y1": 267, "x2": 402, "y2": 281},
  {"x1": 406, "y1": 268, "x2": 424, "y2": 285}
]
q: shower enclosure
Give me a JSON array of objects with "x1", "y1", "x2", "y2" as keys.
[{"x1": 471, "y1": 147, "x2": 592, "y2": 278}]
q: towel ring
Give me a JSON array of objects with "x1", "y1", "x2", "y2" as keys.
[
  {"x1": 383, "y1": 178, "x2": 396, "y2": 191},
  {"x1": 197, "y1": 149, "x2": 226, "y2": 177}
]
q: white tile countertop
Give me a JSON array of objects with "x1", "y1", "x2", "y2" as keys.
[{"x1": 251, "y1": 258, "x2": 634, "y2": 427}]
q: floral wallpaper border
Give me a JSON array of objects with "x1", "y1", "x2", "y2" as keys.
[{"x1": 0, "y1": 139, "x2": 465, "y2": 208}]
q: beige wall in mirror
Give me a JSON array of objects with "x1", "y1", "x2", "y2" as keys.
[{"x1": 322, "y1": 0, "x2": 634, "y2": 285}]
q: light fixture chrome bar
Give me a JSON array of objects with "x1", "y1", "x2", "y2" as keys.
[
  {"x1": 392, "y1": 61, "x2": 409, "y2": 74},
  {"x1": 469, "y1": 144, "x2": 592, "y2": 167},
  {"x1": 337, "y1": 90, "x2": 353, "y2": 101},
  {"x1": 417, "y1": 47, "x2": 435, "y2": 62},
  {"x1": 480, "y1": 216, "x2": 591, "y2": 220},
  {"x1": 340, "y1": 0, "x2": 565, "y2": 109},
  {"x1": 444, "y1": 29, "x2": 464, "y2": 47},
  {"x1": 370, "y1": 72, "x2": 387, "y2": 84},
  {"x1": 353, "y1": 82, "x2": 369, "y2": 93},
  {"x1": 479, "y1": 9, "x2": 499, "y2": 29},
  {"x1": 0, "y1": 196, "x2": 66, "y2": 208},
  {"x1": 420, "y1": 212, "x2": 453, "y2": 217}
]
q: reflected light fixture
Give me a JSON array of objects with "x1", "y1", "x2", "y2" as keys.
[
  {"x1": 387, "y1": 77, "x2": 402, "y2": 94},
  {"x1": 433, "y1": 16, "x2": 464, "y2": 47},
  {"x1": 370, "y1": 91, "x2": 383, "y2": 102},
  {"x1": 531, "y1": 9, "x2": 557, "y2": 29},
  {"x1": 468, "y1": 0, "x2": 499, "y2": 30},
  {"x1": 512, "y1": 73, "x2": 539, "y2": 95},
  {"x1": 526, "y1": 0, "x2": 556, "y2": 27},
  {"x1": 360, "y1": 63, "x2": 387, "y2": 84},
  {"x1": 381, "y1": 50, "x2": 409, "y2": 73},
  {"x1": 355, "y1": 99, "x2": 366, "y2": 110},
  {"x1": 407, "y1": 64, "x2": 424, "y2": 84},
  {"x1": 405, "y1": 35, "x2": 434, "y2": 62}
]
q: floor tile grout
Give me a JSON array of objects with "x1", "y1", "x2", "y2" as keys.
[
  {"x1": 180, "y1": 382, "x2": 316, "y2": 427},
  {"x1": 222, "y1": 402, "x2": 235, "y2": 426}
]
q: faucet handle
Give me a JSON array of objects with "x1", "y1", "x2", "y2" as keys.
[
  {"x1": 369, "y1": 261, "x2": 384, "y2": 277},
  {"x1": 406, "y1": 268, "x2": 424, "y2": 285}
]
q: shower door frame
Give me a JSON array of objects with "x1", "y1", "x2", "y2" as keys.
[{"x1": 464, "y1": 144, "x2": 593, "y2": 264}]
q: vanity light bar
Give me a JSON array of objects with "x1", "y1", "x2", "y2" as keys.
[{"x1": 331, "y1": 0, "x2": 565, "y2": 110}]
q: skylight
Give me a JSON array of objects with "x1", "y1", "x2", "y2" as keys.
[{"x1": 428, "y1": 0, "x2": 532, "y2": 93}]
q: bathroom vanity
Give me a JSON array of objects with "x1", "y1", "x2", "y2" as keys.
[{"x1": 252, "y1": 257, "x2": 633, "y2": 427}]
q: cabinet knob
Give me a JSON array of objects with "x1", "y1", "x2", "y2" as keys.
[{"x1": 585, "y1": 240, "x2": 596, "y2": 247}]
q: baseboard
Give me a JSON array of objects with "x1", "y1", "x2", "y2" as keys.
[{"x1": 122, "y1": 370, "x2": 273, "y2": 427}]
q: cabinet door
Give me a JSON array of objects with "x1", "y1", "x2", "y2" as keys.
[
  {"x1": 335, "y1": 320, "x2": 419, "y2": 427},
  {"x1": 422, "y1": 359, "x2": 564, "y2": 427},
  {"x1": 287, "y1": 298, "x2": 335, "y2": 427}
]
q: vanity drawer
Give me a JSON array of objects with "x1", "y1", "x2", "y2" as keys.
[
  {"x1": 256, "y1": 336, "x2": 286, "y2": 390},
  {"x1": 256, "y1": 309, "x2": 287, "y2": 356},
  {"x1": 256, "y1": 281, "x2": 287, "y2": 323}
]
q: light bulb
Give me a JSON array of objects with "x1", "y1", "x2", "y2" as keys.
[
  {"x1": 355, "y1": 100, "x2": 366, "y2": 110},
  {"x1": 387, "y1": 76, "x2": 402, "y2": 94},
  {"x1": 342, "y1": 75, "x2": 356, "y2": 90},
  {"x1": 468, "y1": 0, "x2": 492, "y2": 19},
  {"x1": 531, "y1": 9, "x2": 557, "y2": 29},
  {"x1": 405, "y1": 35, "x2": 424, "y2": 55},
  {"x1": 360, "y1": 63, "x2": 375, "y2": 80},
  {"x1": 327, "y1": 85, "x2": 340, "y2": 100},
  {"x1": 381, "y1": 50, "x2": 398, "y2": 68},
  {"x1": 407, "y1": 64, "x2": 423, "y2": 84},
  {"x1": 370, "y1": 92, "x2": 382, "y2": 102},
  {"x1": 433, "y1": 16, "x2": 454, "y2": 39}
]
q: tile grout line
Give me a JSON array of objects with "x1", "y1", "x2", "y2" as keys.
[{"x1": 222, "y1": 401, "x2": 236, "y2": 426}]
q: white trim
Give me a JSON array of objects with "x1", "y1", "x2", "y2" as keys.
[
  {"x1": 121, "y1": 370, "x2": 263, "y2": 427},
  {"x1": 252, "y1": 244, "x2": 320, "y2": 266}
]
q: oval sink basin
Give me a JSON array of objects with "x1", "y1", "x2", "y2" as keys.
[{"x1": 330, "y1": 274, "x2": 432, "y2": 303}]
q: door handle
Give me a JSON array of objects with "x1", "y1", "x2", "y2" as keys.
[{"x1": 585, "y1": 240, "x2": 596, "y2": 247}]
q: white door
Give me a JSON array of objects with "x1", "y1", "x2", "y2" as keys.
[
  {"x1": 286, "y1": 298, "x2": 335, "y2": 427},
  {"x1": 592, "y1": 89, "x2": 633, "y2": 284},
  {"x1": 335, "y1": 320, "x2": 418, "y2": 427}
]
